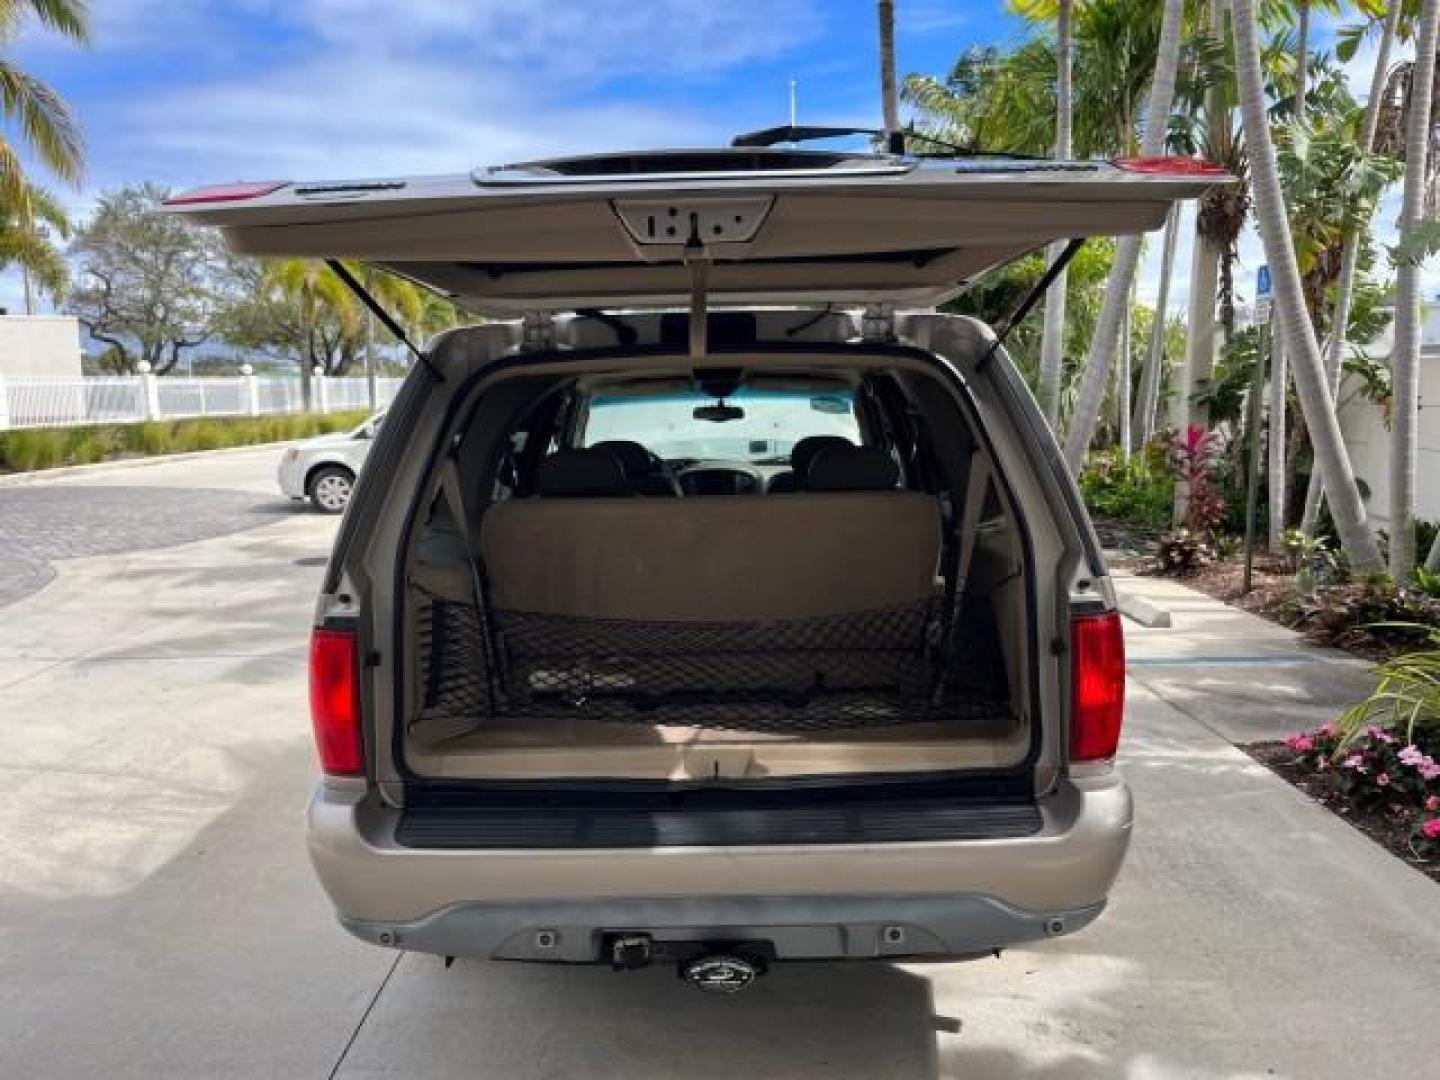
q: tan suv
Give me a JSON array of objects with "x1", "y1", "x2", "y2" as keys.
[{"x1": 169, "y1": 140, "x2": 1221, "y2": 992}]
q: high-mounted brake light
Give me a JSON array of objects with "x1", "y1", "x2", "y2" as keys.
[
  {"x1": 1112, "y1": 156, "x2": 1229, "y2": 177},
  {"x1": 163, "y1": 181, "x2": 288, "y2": 206},
  {"x1": 1071, "y1": 611, "x2": 1126, "y2": 762},
  {"x1": 309, "y1": 627, "x2": 364, "y2": 776}
]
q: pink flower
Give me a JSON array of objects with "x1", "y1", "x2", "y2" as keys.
[
  {"x1": 1427, "y1": 795, "x2": 1440, "y2": 812},
  {"x1": 1376, "y1": 772, "x2": 1391, "y2": 788},
  {"x1": 1422, "y1": 819, "x2": 1440, "y2": 841},
  {"x1": 1342, "y1": 754, "x2": 1366, "y2": 772},
  {"x1": 1285, "y1": 734, "x2": 1315, "y2": 753},
  {"x1": 1318, "y1": 723, "x2": 1336, "y2": 738},
  {"x1": 1421, "y1": 761, "x2": 1440, "y2": 782},
  {"x1": 1366, "y1": 726, "x2": 1396, "y2": 745},
  {"x1": 1399, "y1": 745, "x2": 1426, "y2": 767}
]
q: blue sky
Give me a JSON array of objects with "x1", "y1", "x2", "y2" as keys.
[{"x1": 3, "y1": 1, "x2": 1422, "y2": 317}]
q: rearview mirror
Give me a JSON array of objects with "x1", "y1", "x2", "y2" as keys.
[{"x1": 693, "y1": 402, "x2": 746, "y2": 423}]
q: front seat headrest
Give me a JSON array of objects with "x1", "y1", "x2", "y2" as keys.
[
  {"x1": 806, "y1": 445, "x2": 900, "y2": 492},
  {"x1": 589, "y1": 439, "x2": 653, "y2": 478},
  {"x1": 791, "y1": 435, "x2": 853, "y2": 480},
  {"x1": 589, "y1": 439, "x2": 681, "y2": 497},
  {"x1": 535, "y1": 448, "x2": 630, "y2": 497},
  {"x1": 769, "y1": 435, "x2": 854, "y2": 494}
]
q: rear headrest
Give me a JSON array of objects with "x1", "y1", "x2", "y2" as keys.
[
  {"x1": 589, "y1": 439, "x2": 651, "y2": 480},
  {"x1": 535, "y1": 448, "x2": 629, "y2": 497},
  {"x1": 806, "y1": 445, "x2": 900, "y2": 492},
  {"x1": 791, "y1": 435, "x2": 853, "y2": 480}
]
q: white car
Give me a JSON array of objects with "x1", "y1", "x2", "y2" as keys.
[{"x1": 278, "y1": 413, "x2": 383, "y2": 513}]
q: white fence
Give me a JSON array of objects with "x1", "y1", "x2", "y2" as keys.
[{"x1": 0, "y1": 374, "x2": 405, "y2": 431}]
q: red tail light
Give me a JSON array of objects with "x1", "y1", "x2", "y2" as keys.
[
  {"x1": 309, "y1": 628, "x2": 364, "y2": 776},
  {"x1": 163, "y1": 181, "x2": 288, "y2": 205},
  {"x1": 1112, "y1": 156, "x2": 1230, "y2": 177},
  {"x1": 1071, "y1": 611, "x2": 1125, "y2": 762}
]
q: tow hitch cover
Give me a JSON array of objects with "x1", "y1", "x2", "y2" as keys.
[{"x1": 681, "y1": 954, "x2": 762, "y2": 994}]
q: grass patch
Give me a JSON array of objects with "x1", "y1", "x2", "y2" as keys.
[{"x1": 0, "y1": 410, "x2": 370, "y2": 474}]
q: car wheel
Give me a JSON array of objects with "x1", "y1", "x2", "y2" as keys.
[{"x1": 307, "y1": 466, "x2": 355, "y2": 514}]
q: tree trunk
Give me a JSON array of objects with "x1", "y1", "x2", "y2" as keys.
[
  {"x1": 1301, "y1": 0, "x2": 1402, "y2": 535},
  {"x1": 365, "y1": 310, "x2": 378, "y2": 412},
  {"x1": 1118, "y1": 279, "x2": 1133, "y2": 459},
  {"x1": 1177, "y1": 0, "x2": 1228, "y2": 445},
  {"x1": 1232, "y1": 0, "x2": 1383, "y2": 571},
  {"x1": 1062, "y1": 0, "x2": 1185, "y2": 472},
  {"x1": 1135, "y1": 203, "x2": 1180, "y2": 445},
  {"x1": 1390, "y1": 0, "x2": 1440, "y2": 579},
  {"x1": 878, "y1": 0, "x2": 899, "y2": 140},
  {"x1": 300, "y1": 305, "x2": 314, "y2": 412},
  {"x1": 1264, "y1": 0, "x2": 1310, "y2": 549},
  {"x1": 1267, "y1": 336, "x2": 1288, "y2": 550},
  {"x1": 1294, "y1": 2, "x2": 1310, "y2": 119},
  {"x1": 1037, "y1": 0, "x2": 1074, "y2": 424}
]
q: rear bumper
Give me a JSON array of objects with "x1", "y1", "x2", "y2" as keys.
[
  {"x1": 308, "y1": 771, "x2": 1132, "y2": 961},
  {"x1": 341, "y1": 893, "x2": 1106, "y2": 962}
]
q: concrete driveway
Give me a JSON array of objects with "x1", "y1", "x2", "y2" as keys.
[{"x1": 1, "y1": 445, "x2": 1436, "y2": 1079}]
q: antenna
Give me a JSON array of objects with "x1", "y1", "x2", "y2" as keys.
[{"x1": 789, "y1": 79, "x2": 798, "y2": 131}]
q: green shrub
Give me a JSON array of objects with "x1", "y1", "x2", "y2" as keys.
[
  {"x1": 1335, "y1": 623, "x2": 1440, "y2": 750},
  {"x1": 1151, "y1": 528, "x2": 1216, "y2": 576},
  {"x1": 1287, "y1": 580, "x2": 1440, "y2": 655},
  {"x1": 0, "y1": 409, "x2": 373, "y2": 473},
  {"x1": 1079, "y1": 453, "x2": 1174, "y2": 529},
  {"x1": 0, "y1": 429, "x2": 66, "y2": 470},
  {"x1": 138, "y1": 423, "x2": 173, "y2": 456}
]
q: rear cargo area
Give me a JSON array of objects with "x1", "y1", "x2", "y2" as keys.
[{"x1": 395, "y1": 353, "x2": 1034, "y2": 782}]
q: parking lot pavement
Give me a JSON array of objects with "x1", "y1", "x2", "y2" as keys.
[{"x1": 1, "y1": 444, "x2": 1437, "y2": 1078}]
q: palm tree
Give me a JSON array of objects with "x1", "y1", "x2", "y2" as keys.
[
  {"x1": 0, "y1": 182, "x2": 69, "y2": 308},
  {"x1": 1389, "y1": 0, "x2": 1440, "y2": 579},
  {"x1": 1232, "y1": 0, "x2": 1384, "y2": 571},
  {"x1": 0, "y1": 1, "x2": 87, "y2": 213},
  {"x1": 351, "y1": 263, "x2": 424, "y2": 409},
  {"x1": 262, "y1": 259, "x2": 356, "y2": 409},
  {"x1": 0, "y1": 0, "x2": 86, "y2": 311},
  {"x1": 878, "y1": 1, "x2": 899, "y2": 141},
  {"x1": 1180, "y1": 0, "x2": 1231, "y2": 445},
  {"x1": 1303, "y1": 0, "x2": 1405, "y2": 535},
  {"x1": 1061, "y1": 0, "x2": 1186, "y2": 471},
  {"x1": 1133, "y1": 203, "x2": 1180, "y2": 445},
  {"x1": 1028, "y1": 0, "x2": 1075, "y2": 424},
  {"x1": 1267, "y1": 0, "x2": 1315, "y2": 548}
]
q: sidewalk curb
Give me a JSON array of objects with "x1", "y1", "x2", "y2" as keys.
[
  {"x1": 1118, "y1": 590, "x2": 1173, "y2": 628},
  {"x1": 0, "y1": 440, "x2": 302, "y2": 487}
]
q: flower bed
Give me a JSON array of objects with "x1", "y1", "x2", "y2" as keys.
[{"x1": 1247, "y1": 724, "x2": 1440, "y2": 882}]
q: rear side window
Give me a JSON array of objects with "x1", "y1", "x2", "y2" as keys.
[{"x1": 579, "y1": 388, "x2": 861, "y2": 465}]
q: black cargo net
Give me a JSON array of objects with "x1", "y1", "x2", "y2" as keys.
[{"x1": 414, "y1": 588, "x2": 1011, "y2": 736}]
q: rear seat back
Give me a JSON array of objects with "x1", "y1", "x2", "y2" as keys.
[{"x1": 480, "y1": 491, "x2": 941, "y2": 622}]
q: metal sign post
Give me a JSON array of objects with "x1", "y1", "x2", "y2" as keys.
[{"x1": 1242, "y1": 268, "x2": 1272, "y2": 593}]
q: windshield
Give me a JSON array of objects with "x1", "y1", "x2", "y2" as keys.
[{"x1": 580, "y1": 388, "x2": 861, "y2": 463}]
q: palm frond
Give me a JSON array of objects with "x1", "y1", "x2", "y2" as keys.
[{"x1": 0, "y1": 61, "x2": 83, "y2": 182}]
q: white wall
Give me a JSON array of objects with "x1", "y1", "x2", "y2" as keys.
[
  {"x1": 1336, "y1": 364, "x2": 1440, "y2": 528},
  {"x1": 1334, "y1": 299, "x2": 1440, "y2": 529},
  {"x1": 0, "y1": 316, "x2": 83, "y2": 377}
]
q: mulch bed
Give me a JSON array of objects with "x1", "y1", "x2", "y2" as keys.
[{"x1": 1245, "y1": 741, "x2": 1439, "y2": 884}]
